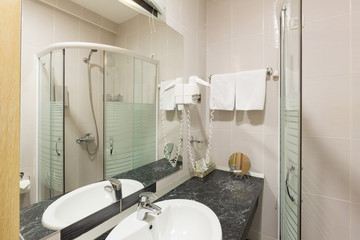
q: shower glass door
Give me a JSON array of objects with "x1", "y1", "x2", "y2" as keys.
[
  {"x1": 38, "y1": 50, "x2": 64, "y2": 201},
  {"x1": 103, "y1": 52, "x2": 157, "y2": 179},
  {"x1": 280, "y1": 0, "x2": 302, "y2": 239}
]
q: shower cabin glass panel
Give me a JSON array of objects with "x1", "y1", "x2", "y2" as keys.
[
  {"x1": 133, "y1": 58, "x2": 157, "y2": 168},
  {"x1": 103, "y1": 52, "x2": 157, "y2": 179},
  {"x1": 38, "y1": 50, "x2": 64, "y2": 201},
  {"x1": 280, "y1": 0, "x2": 302, "y2": 239}
]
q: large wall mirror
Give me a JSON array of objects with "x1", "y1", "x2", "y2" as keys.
[{"x1": 20, "y1": 0, "x2": 184, "y2": 238}]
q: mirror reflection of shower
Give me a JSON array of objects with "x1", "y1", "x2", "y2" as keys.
[{"x1": 76, "y1": 49, "x2": 99, "y2": 156}]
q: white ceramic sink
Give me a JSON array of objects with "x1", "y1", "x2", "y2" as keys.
[
  {"x1": 106, "y1": 199, "x2": 222, "y2": 240},
  {"x1": 42, "y1": 179, "x2": 144, "y2": 230}
]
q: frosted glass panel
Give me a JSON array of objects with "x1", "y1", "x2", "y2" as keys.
[
  {"x1": 38, "y1": 50, "x2": 64, "y2": 201},
  {"x1": 104, "y1": 53, "x2": 157, "y2": 179}
]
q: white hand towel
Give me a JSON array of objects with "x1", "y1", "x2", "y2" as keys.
[
  {"x1": 209, "y1": 73, "x2": 236, "y2": 110},
  {"x1": 235, "y1": 69, "x2": 266, "y2": 110},
  {"x1": 160, "y1": 80, "x2": 176, "y2": 110}
]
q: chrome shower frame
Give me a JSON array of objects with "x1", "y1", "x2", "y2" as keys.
[{"x1": 279, "y1": 0, "x2": 303, "y2": 239}]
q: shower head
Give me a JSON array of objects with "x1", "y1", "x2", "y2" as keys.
[{"x1": 83, "y1": 49, "x2": 98, "y2": 63}]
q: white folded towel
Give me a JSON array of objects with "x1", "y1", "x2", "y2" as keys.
[
  {"x1": 160, "y1": 80, "x2": 176, "y2": 110},
  {"x1": 209, "y1": 73, "x2": 236, "y2": 110},
  {"x1": 235, "y1": 69, "x2": 266, "y2": 110}
]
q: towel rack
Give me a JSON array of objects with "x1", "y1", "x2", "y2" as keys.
[{"x1": 208, "y1": 67, "x2": 274, "y2": 80}]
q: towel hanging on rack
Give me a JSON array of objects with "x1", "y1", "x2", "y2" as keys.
[
  {"x1": 235, "y1": 69, "x2": 266, "y2": 110},
  {"x1": 209, "y1": 73, "x2": 236, "y2": 111}
]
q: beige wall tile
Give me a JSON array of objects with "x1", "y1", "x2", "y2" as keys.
[
  {"x1": 250, "y1": 184, "x2": 278, "y2": 238},
  {"x1": 303, "y1": 76, "x2": 350, "y2": 138},
  {"x1": 264, "y1": 134, "x2": 279, "y2": 186},
  {"x1": 182, "y1": 0, "x2": 198, "y2": 36},
  {"x1": 230, "y1": 35, "x2": 264, "y2": 72},
  {"x1": 206, "y1": 0, "x2": 231, "y2": 45},
  {"x1": 264, "y1": 82, "x2": 279, "y2": 134},
  {"x1": 246, "y1": 229, "x2": 262, "y2": 240},
  {"x1": 54, "y1": 11, "x2": 80, "y2": 42},
  {"x1": 102, "y1": 17, "x2": 117, "y2": 33},
  {"x1": 231, "y1": 131, "x2": 264, "y2": 173},
  {"x1": 81, "y1": 7, "x2": 102, "y2": 25},
  {"x1": 303, "y1": 137, "x2": 350, "y2": 201},
  {"x1": 351, "y1": 140, "x2": 360, "y2": 203},
  {"x1": 261, "y1": 184, "x2": 278, "y2": 238},
  {"x1": 79, "y1": 22, "x2": 101, "y2": 43},
  {"x1": 302, "y1": 193, "x2": 350, "y2": 240},
  {"x1": 231, "y1": 0, "x2": 263, "y2": 38},
  {"x1": 233, "y1": 110, "x2": 265, "y2": 133},
  {"x1": 303, "y1": 0, "x2": 350, "y2": 23},
  {"x1": 210, "y1": 130, "x2": 232, "y2": 167},
  {"x1": 206, "y1": 42, "x2": 231, "y2": 75},
  {"x1": 22, "y1": 0, "x2": 54, "y2": 47},
  {"x1": 303, "y1": 15, "x2": 350, "y2": 79},
  {"x1": 352, "y1": 0, "x2": 360, "y2": 13},
  {"x1": 212, "y1": 110, "x2": 234, "y2": 131},
  {"x1": 57, "y1": 0, "x2": 82, "y2": 16},
  {"x1": 351, "y1": 204, "x2": 360, "y2": 240},
  {"x1": 351, "y1": 12, "x2": 360, "y2": 76}
]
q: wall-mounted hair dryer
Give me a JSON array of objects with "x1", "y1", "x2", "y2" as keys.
[{"x1": 174, "y1": 76, "x2": 211, "y2": 105}]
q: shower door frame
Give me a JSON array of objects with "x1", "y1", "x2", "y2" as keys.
[{"x1": 280, "y1": 0, "x2": 302, "y2": 239}]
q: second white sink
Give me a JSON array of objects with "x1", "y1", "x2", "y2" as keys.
[
  {"x1": 106, "y1": 199, "x2": 222, "y2": 240},
  {"x1": 42, "y1": 179, "x2": 144, "y2": 230}
]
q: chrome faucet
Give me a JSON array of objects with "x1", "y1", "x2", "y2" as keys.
[
  {"x1": 136, "y1": 192, "x2": 161, "y2": 220},
  {"x1": 107, "y1": 178, "x2": 122, "y2": 201},
  {"x1": 76, "y1": 133, "x2": 94, "y2": 144}
]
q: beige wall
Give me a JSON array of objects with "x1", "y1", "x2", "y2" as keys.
[
  {"x1": 205, "y1": 0, "x2": 281, "y2": 239},
  {"x1": 0, "y1": 0, "x2": 21, "y2": 238},
  {"x1": 302, "y1": 0, "x2": 360, "y2": 239}
]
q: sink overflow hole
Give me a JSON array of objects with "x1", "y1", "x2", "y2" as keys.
[{"x1": 149, "y1": 225, "x2": 153, "y2": 230}]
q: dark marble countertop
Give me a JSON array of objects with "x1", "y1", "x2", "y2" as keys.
[
  {"x1": 158, "y1": 170, "x2": 263, "y2": 240},
  {"x1": 98, "y1": 169, "x2": 264, "y2": 240},
  {"x1": 113, "y1": 158, "x2": 182, "y2": 187},
  {"x1": 20, "y1": 158, "x2": 182, "y2": 240}
]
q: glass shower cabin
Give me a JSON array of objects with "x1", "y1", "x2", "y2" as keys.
[
  {"x1": 280, "y1": 0, "x2": 302, "y2": 239},
  {"x1": 38, "y1": 49, "x2": 64, "y2": 201},
  {"x1": 38, "y1": 46, "x2": 158, "y2": 201},
  {"x1": 103, "y1": 52, "x2": 157, "y2": 179}
]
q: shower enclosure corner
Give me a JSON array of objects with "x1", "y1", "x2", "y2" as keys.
[{"x1": 280, "y1": 0, "x2": 302, "y2": 239}]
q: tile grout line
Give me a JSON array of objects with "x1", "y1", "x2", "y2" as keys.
[{"x1": 349, "y1": 1, "x2": 353, "y2": 239}]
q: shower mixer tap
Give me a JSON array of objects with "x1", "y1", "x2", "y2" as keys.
[{"x1": 76, "y1": 133, "x2": 94, "y2": 144}]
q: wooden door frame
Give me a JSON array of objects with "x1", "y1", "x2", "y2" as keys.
[{"x1": 0, "y1": 0, "x2": 21, "y2": 238}]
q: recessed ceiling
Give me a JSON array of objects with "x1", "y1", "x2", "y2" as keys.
[{"x1": 71, "y1": 0, "x2": 139, "y2": 24}]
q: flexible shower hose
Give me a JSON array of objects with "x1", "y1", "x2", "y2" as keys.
[{"x1": 86, "y1": 62, "x2": 99, "y2": 156}]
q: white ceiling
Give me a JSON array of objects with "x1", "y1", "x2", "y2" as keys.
[{"x1": 71, "y1": 0, "x2": 139, "y2": 24}]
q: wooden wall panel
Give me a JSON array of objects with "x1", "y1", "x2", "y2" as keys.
[{"x1": 0, "y1": 0, "x2": 21, "y2": 239}]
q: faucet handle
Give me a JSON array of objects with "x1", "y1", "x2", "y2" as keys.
[
  {"x1": 139, "y1": 192, "x2": 157, "y2": 203},
  {"x1": 108, "y1": 178, "x2": 122, "y2": 190}
]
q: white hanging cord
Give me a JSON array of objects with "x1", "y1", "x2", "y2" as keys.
[
  {"x1": 206, "y1": 92, "x2": 216, "y2": 163},
  {"x1": 151, "y1": 8, "x2": 156, "y2": 33},
  {"x1": 150, "y1": 0, "x2": 156, "y2": 33},
  {"x1": 160, "y1": 86, "x2": 183, "y2": 167},
  {"x1": 169, "y1": 107, "x2": 184, "y2": 167},
  {"x1": 186, "y1": 109, "x2": 196, "y2": 171},
  {"x1": 147, "y1": 1, "x2": 156, "y2": 34},
  {"x1": 186, "y1": 86, "x2": 215, "y2": 172}
]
